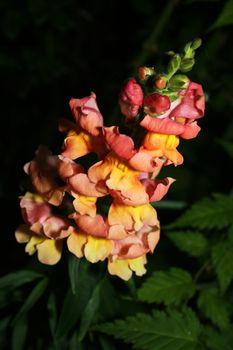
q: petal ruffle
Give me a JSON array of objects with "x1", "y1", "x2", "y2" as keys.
[
  {"x1": 69, "y1": 93, "x2": 103, "y2": 136},
  {"x1": 108, "y1": 255, "x2": 147, "y2": 280},
  {"x1": 37, "y1": 239, "x2": 63, "y2": 265},
  {"x1": 141, "y1": 177, "x2": 176, "y2": 202}
]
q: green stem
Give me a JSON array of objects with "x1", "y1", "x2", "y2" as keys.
[{"x1": 194, "y1": 260, "x2": 210, "y2": 283}]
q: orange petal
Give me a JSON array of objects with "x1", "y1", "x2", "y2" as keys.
[
  {"x1": 72, "y1": 193, "x2": 97, "y2": 217},
  {"x1": 67, "y1": 231, "x2": 87, "y2": 258}
]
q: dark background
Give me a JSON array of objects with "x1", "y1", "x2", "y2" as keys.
[{"x1": 1, "y1": 0, "x2": 232, "y2": 275}]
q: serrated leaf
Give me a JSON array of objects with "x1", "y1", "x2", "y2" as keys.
[
  {"x1": 167, "y1": 194, "x2": 233, "y2": 230},
  {"x1": 204, "y1": 326, "x2": 233, "y2": 350},
  {"x1": 197, "y1": 288, "x2": 230, "y2": 329},
  {"x1": 166, "y1": 231, "x2": 208, "y2": 257},
  {"x1": 138, "y1": 268, "x2": 196, "y2": 305},
  {"x1": 0, "y1": 270, "x2": 43, "y2": 290},
  {"x1": 11, "y1": 278, "x2": 48, "y2": 326},
  {"x1": 211, "y1": 241, "x2": 233, "y2": 292},
  {"x1": 95, "y1": 308, "x2": 201, "y2": 350},
  {"x1": 210, "y1": 0, "x2": 233, "y2": 30}
]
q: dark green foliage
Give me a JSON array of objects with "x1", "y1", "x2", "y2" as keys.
[
  {"x1": 138, "y1": 268, "x2": 196, "y2": 305},
  {"x1": 95, "y1": 308, "x2": 202, "y2": 350},
  {"x1": 167, "y1": 194, "x2": 233, "y2": 230},
  {"x1": 211, "y1": 241, "x2": 233, "y2": 292},
  {"x1": 197, "y1": 288, "x2": 230, "y2": 329},
  {"x1": 166, "y1": 231, "x2": 208, "y2": 257}
]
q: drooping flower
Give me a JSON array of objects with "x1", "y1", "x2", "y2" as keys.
[
  {"x1": 24, "y1": 146, "x2": 66, "y2": 206},
  {"x1": 15, "y1": 192, "x2": 74, "y2": 264},
  {"x1": 60, "y1": 93, "x2": 107, "y2": 160}
]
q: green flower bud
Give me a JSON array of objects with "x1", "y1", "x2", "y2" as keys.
[
  {"x1": 180, "y1": 58, "x2": 195, "y2": 72},
  {"x1": 168, "y1": 74, "x2": 189, "y2": 89},
  {"x1": 167, "y1": 54, "x2": 181, "y2": 78}
]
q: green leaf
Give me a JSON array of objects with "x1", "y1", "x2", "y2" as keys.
[
  {"x1": 166, "y1": 231, "x2": 208, "y2": 257},
  {"x1": 204, "y1": 326, "x2": 233, "y2": 350},
  {"x1": 47, "y1": 292, "x2": 57, "y2": 337},
  {"x1": 55, "y1": 260, "x2": 97, "y2": 339},
  {"x1": 197, "y1": 288, "x2": 230, "y2": 329},
  {"x1": 98, "y1": 335, "x2": 118, "y2": 350},
  {"x1": 11, "y1": 314, "x2": 28, "y2": 350},
  {"x1": 0, "y1": 269, "x2": 43, "y2": 290},
  {"x1": 12, "y1": 278, "x2": 48, "y2": 326},
  {"x1": 0, "y1": 316, "x2": 11, "y2": 349},
  {"x1": 95, "y1": 308, "x2": 202, "y2": 350},
  {"x1": 151, "y1": 200, "x2": 186, "y2": 210},
  {"x1": 167, "y1": 194, "x2": 233, "y2": 230},
  {"x1": 210, "y1": 0, "x2": 233, "y2": 30},
  {"x1": 217, "y1": 139, "x2": 233, "y2": 158},
  {"x1": 78, "y1": 279, "x2": 102, "y2": 341},
  {"x1": 68, "y1": 255, "x2": 81, "y2": 295},
  {"x1": 211, "y1": 241, "x2": 233, "y2": 292},
  {"x1": 138, "y1": 268, "x2": 196, "y2": 305}
]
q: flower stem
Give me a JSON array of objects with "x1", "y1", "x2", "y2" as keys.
[{"x1": 132, "y1": 0, "x2": 179, "y2": 70}]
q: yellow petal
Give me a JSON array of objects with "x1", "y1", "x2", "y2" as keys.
[
  {"x1": 84, "y1": 236, "x2": 113, "y2": 263},
  {"x1": 128, "y1": 256, "x2": 147, "y2": 276},
  {"x1": 108, "y1": 259, "x2": 132, "y2": 281},
  {"x1": 72, "y1": 194, "x2": 97, "y2": 217},
  {"x1": 15, "y1": 225, "x2": 31, "y2": 243},
  {"x1": 25, "y1": 236, "x2": 44, "y2": 255},
  {"x1": 37, "y1": 239, "x2": 62, "y2": 265},
  {"x1": 67, "y1": 231, "x2": 87, "y2": 258}
]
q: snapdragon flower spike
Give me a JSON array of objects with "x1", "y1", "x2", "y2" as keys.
[{"x1": 16, "y1": 40, "x2": 205, "y2": 280}]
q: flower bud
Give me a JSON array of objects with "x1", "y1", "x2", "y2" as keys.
[
  {"x1": 180, "y1": 58, "x2": 195, "y2": 72},
  {"x1": 154, "y1": 76, "x2": 167, "y2": 89},
  {"x1": 138, "y1": 66, "x2": 154, "y2": 81},
  {"x1": 119, "y1": 79, "x2": 144, "y2": 121},
  {"x1": 144, "y1": 93, "x2": 171, "y2": 115}
]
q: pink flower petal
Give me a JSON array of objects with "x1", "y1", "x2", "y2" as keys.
[
  {"x1": 42, "y1": 216, "x2": 73, "y2": 239},
  {"x1": 141, "y1": 177, "x2": 176, "y2": 202},
  {"x1": 104, "y1": 126, "x2": 136, "y2": 159},
  {"x1": 140, "y1": 115, "x2": 185, "y2": 135},
  {"x1": 129, "y1": 152, "x2": 164, "y2": 172},
  {"x1": 69, "y1": 93, "x2": 103, "y2": 136},
  {"x1": 180, "y1": 121, "x2": 201, "y2": 139},
  {"x1": 169, "y1": 81, "x2": 205, "y2": 120},
  {"x1": 75, "y1": 214, "x2": 108, "y2": 237},
  {"x1": 20, "y1": 193, "x2": 51, "y2": 226},
  {"x1": 69, "y1": 173, "x2": 107, "y2": 197}
]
